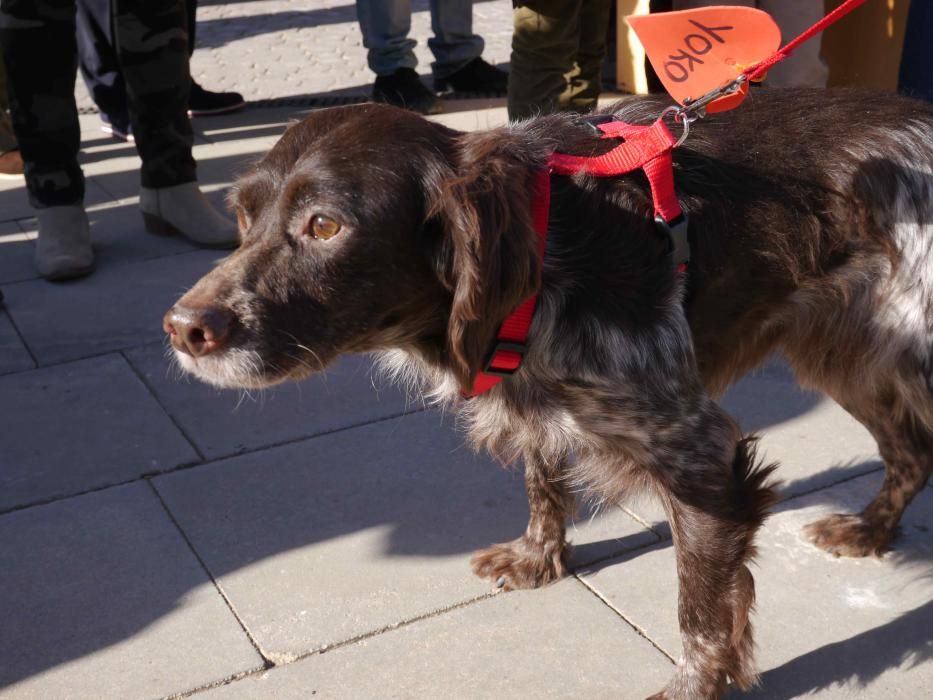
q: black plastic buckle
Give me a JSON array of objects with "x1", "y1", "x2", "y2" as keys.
[
  {"x1": 655, "y1": 213, "x2": 690, "y2": 267},
  {"x1": 482, "y1": 340, "x2": 527, "y2": 377}
]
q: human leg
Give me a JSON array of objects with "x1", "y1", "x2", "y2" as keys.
[
  {"x1": 0, "y1": 0, "x2": 93, "y2": 278},
  {"x1": 355, "y1": 0, "x2": 440, "y2": 113},
  {"x1": 0, "y1": 56, "x2": 22, "y2": 175},
  {"x1": 560, "y1": 0, "x2": 611, "y2": 113},
  {"x1": 0, "y1": 0, "x2": 84, "y2": 207},
  {"x1": 426, "y1": 0, "x2": 484, "y2": 79},
  {"x1": 185, "y1": 0, "x2": 245, "y2": 117},
  {"x1": 113, "y1": 0, "x2": 194, "y2": 190},
  {"x1": 758, "y1": 0, "x2": 827, "y2": 88},
  {"x1": 355, "y1": 0, "x2": 417, "y2": 76},
  {"x1": 114, "y1": 0, "x2": 237, "y2": 248},
  {"x1": 76, "y1": 0, "x2": 131, "y2": 136},
  {"x1": 898, "y1": 0, "x2": 933, "y2": 101},
  {"x1": 508, "y1": 0, "x2": 582, "y2": 121}
]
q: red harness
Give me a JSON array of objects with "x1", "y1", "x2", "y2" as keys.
[
  {"x1": 463, "y1": 0, "x2": 869, "y2": 397},
  {"x1": 465, "y1": 117, "x2": 687, "y2": 397}
]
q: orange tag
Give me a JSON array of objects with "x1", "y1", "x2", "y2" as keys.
[{"x1": 627, "y1": 7, "x2": 781, "y2": 113}]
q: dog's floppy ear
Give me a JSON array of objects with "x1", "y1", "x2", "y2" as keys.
[{"x1": 426, "y1": 129, "x2": 543, "y2": 393}]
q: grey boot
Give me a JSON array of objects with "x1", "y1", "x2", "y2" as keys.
[
  {"x1": 35, "y1": 206, "x2": 95, "y2": 281},
  {"x1": 139, "y1": 182, "x2": 238, "y2": 249}
]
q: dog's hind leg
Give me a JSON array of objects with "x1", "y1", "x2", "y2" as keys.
[
  {"x1": 805, "y1": 384, "x2": 933, "y2": 557},
  {"x1": 471, "y1": 448, "x2": 574, "y2": 590}
]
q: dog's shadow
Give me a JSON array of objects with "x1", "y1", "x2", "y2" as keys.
[
  {"x1": 573, "y1": 460, "x2": 933, "y2": 698},
  {"x1": 734, "y1": 598, "x2": 933, "y2": 698}
]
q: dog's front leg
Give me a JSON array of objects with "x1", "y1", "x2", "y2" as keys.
[
  {"x1": 645, "y1": 407, "x2": 777, "y2": 700},
  {"x1": 471, "y1": 448, "x2": 574, "y2": 590},
  {"x1": 569, "y1": 382, "x2": 777, "y2": 699}
]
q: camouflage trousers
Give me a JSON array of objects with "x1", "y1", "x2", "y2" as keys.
[
  {"x1": 508, "y1": 0, "x2": 612, "y2": 122},
  {"x1": 0, "y1": 0, "x2": 196, "y2": 208}
]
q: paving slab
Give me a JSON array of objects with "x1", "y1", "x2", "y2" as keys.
[
  {"x1": 0, "y1": 170, "x2": 31, "y2": 224},
  {"x1": 192, "y1": 137, "x2": 278, "y2": 196},
  {"x1": 202, "y1": 578, "x2": 674, "y2": 699},
  {"x1": 195, "y1": 108, "x2": 297, "y2": 149},
  {"x1": 0, "y1": 482, "x2": 263, "y2": 699},
  {"x1": 720, "y1": 371, "x2": 881, "y2": 495},
  {"x1": 1, "y1": 249, "x2": 222, "y2": 366},
  {"x1": 0, "y1": 220, "x2": 36, "y2": 286},
  {"x1": 0, "y1": 308, "x2": 33, "y2": 376},
  {"x1": 124, "y1": 342, "x2": 416, "y2": 460},
  {"x1": 580, "y1": 472, "x2": 933, "y2": 699},
  {"x1": 0, "y1": 353, "x2": 197, "y2": 511},
  {"x1": 154, "y1": 410, "x2": 657, "y2": 661},
  {"x1": 624, "y1": 368, "x2": 883, "y2": 537}
]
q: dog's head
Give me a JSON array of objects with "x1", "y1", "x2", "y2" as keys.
[{"x1": 164, "y1": 104, "x2": 549, "y2": 391}]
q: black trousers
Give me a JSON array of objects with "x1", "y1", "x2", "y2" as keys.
[
  {"x1": 0, "y1": 0, "x2": 196, "y2": 207},
  {"x1": 76, "y1": 0, "x2": 198, "y2": 120}
]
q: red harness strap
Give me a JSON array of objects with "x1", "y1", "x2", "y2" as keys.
[{"x1": 465, "y1": 117, "x2": 683, "y2": 397}]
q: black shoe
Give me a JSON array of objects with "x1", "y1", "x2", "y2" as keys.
[
  {"x1": 188, "y1": 81, "x2": 246, "y2": 117},
  {"x1": 373, "y1": 68, "x2": 442, "y2": 115},
  {"x1": 100, "y1": 112, "x2": 134, "y2": 142},
  {"x1": 434, "y1": 57, "x2": 508, "y2": 95}
]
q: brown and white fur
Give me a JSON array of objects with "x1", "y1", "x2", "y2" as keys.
[{"x1": 163, "y1": 89, "x2": 933, "y2": 698}]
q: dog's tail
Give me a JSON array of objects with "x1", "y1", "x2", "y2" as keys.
[{"x1": 731, "y1": 436, "x2": 782, "y2": 536}]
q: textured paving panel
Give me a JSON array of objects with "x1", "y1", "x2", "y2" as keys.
[
  {"x1": 581, "y1": 473, "x2": 933, "y2": 699},
  {"x1": 0, "y1": 354, "x2": 197, "y2": 511},
  {"x1": 0, "y1": 220, "x2": 35, "y2": 286},
  {"x1": 155, "y1": 410, "x2": 657, "y2": 660},
  {"x1": 0, "y1": 308, "x2": 32, "y2": 376},
  {"x1": 625, "y1": 368, "x2": 883, "y2": 537},
  {"x1": 125, "y1": 343, "x2": 415, "y2": 459},
  {"x1": 202, "y1": 579, "x2": 674, "y2": 700},
  {"x1": 2, "y1": 250, "x2": 221, "y2": 366},
  {"x1": 0, "y1": 483, "x2": 262, "y2": 699}
]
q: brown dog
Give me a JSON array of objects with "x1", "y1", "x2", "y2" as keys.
[{"x1": 164, "y1": 89, "x2": 933, "y2": 698}]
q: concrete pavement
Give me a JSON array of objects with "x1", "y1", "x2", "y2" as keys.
[{"x1": 2, "y1": 1, "x2": 932, "y2": 698}]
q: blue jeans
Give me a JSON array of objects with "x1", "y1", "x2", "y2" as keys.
[
  {"x1": 898, "y1": 0, "x2": 933, "y2": 102},
  {"x1": 356, "y1": 0, "x2": 483, "y2": 78}
]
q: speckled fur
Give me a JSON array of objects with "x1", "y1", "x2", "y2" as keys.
[{"x1": 167, "y1": 90, "x2": 933, "y2": 699}]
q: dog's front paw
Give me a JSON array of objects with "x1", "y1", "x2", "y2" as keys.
[
  {"x1": 804, "y1": 513, "x2": 894, "y2": 557},
  {"x1": 650, "y1": 672, "x2": 726, "y2": 700},
  {"x1": 470, "y1": 536, "x2": 568, "y2": 591}
]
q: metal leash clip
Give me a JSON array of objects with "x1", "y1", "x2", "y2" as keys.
[
  {"x1": 663, "y1": 73, "x2": 750, "y2": 147},
  {"x1": 680, "y1": 74, "x2": 749, "y2": 119}
]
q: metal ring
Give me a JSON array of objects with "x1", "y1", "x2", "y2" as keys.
[{"x1": 661, "y1": 106, "x2": 692, "y2": 148}]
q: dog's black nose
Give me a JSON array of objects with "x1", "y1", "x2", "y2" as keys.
[{"x1": 163, "y1": 305, "x2": 234, "y2": 358}]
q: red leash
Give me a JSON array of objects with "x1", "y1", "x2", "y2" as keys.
[
  {"x1": 677, "y1": 0, "x2": 867, "y2": 119},
  {"x1": 744, "y1": 0, "x2": 866, "y2": 82}
]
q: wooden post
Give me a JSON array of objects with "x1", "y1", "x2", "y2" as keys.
[{"x1": 616, "y1": 0, "x2": 653, "y2": 94}]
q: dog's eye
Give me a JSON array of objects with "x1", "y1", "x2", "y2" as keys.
[{"x1": 309, "y1": 214, "x2": 341, "y2": 240}]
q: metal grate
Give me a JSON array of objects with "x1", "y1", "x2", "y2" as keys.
[{"x1": 77, "y1": 91, "x2": 506, "y2": 114}]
